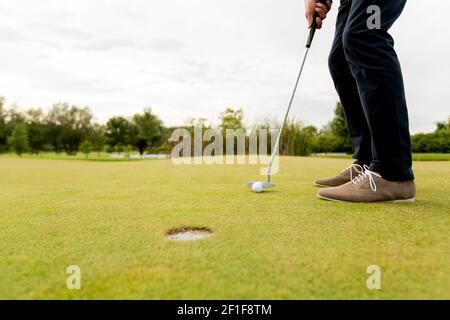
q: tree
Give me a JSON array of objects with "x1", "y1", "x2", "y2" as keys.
[
  {"x1": 173, "y1": 118, "x2": 211, "y2": 156},
  {"x1": 297, "y1": 125, "x2": 318, "y2": 156},
  {"x1": 80, "y1": 140, "x2": 92, "y2": 159},
  {"x1": 312, "y1": 135, "x2": 347, "y2": 153},
  {"x1": 411, "y1": 117, "x2": 450, "y2": 153},
  {"x1": 45, "y1": 103, "x2": 93, "y2": 154},
  {"x1": 26, "y1": 108, "x2": 46, "y2": 154},
  {"x1": 105, "y1": 116, "x2": 130, "y2": 150},
  {"x1": 8, "y1": 123, "x2": 29, "y2": 156},
  {"x1": 44, "y1": 105, "x2": 64, "y2": 152},
  {"x1": 125, "y1": 144, "x2": 134, "y2": 158},
  {"x1": 412, "y1": 131, "x2": 450, "y2": 153},
  {"x1": 0, "y1": 97, "x2": 6, "y2": 151},
  {"x1": 220, "y1": 108, "x2": 245, "y2": 131},
  {"x1": 329, "y1": 102, "x2": 353, "y2": 153},
  {"x1": 436, "y1": 117, "x2": 450, "y2": 132},
  {"x1": 4, "y1": 105, "x2": 25, "y2": 140},
  {"x1": 280, "y1": 121, "x2": 318, "y2": 156},
  {"x1": 89, "y1": 124, "x2": 105, "y2": 157},
  {"x1": 115, "y1": 143, "x2": 125, "y2": 154},
  {"x1": 132, "y1": 108, "x2": 164, "y2": 155},
  {"x1": 220, "y1": 108, "x2": 245, "y2": 155}
]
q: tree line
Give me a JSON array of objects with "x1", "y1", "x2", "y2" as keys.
[
  {"x1": 0, "y1": 98, "x2": 167, "y2": 156},
  {"x1": 1, "y1": 96, "x2": 449, "y2": 157}
]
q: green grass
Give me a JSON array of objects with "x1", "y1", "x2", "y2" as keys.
[
  {"x1": 0, "y1": 157, "x2": 449, "y2": 299},
  {"x1": 312, "y1": 153, "x2": 450, "y2": 161},
  {"x1": 411, "y1": 153, "x2": 450, "y2": 161},
  {"x1": 2, "y1": 152, "x2": 449, "y2": 162},
  {"x1": 0, "y1": 152, "x2": 153, "y2": 162}
]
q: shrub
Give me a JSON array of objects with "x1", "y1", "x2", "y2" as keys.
[
  {"x1": 125, "y1": 144, "x2": 134, "y2": 158},
  {"x1": 312, "y1": 135, "x2": 347, "y2": 153},
  {"x1": 7, "y1": 123, "x2": 29, "y2": 156},
  {"x1": 80, "y1": 140, "x2": 92, "y2": 158}
]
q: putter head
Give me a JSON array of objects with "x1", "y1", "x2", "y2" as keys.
[{"x1": 247, "y1": 181, "x2": 276, "y2": 189}]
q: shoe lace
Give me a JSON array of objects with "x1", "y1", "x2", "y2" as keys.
[
  {"x1": 351, "y1": 165, "x2": 381, "y2": 192},
  {"x1": 341, "y1": 164, "x2": 364, "y2": 181}
]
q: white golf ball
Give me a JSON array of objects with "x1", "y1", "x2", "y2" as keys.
[{"x1": 252, "y1": 182, "x2": 264, "y2": 193}]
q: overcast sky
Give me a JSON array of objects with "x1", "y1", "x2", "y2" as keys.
[{"x1": 0, "y1": 0, "x2": 448, "y2": 133}]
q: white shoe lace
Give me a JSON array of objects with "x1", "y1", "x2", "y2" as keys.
[
  {"x1": 351, "y1": 165, "x2": 382, "y2": 192},
  {"x1": 341, "y1": 164, "x2": 364, "y2": 181}
]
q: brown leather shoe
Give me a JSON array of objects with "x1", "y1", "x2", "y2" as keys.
[
  {"x1": 317, "y1": 166, "x2": 416, "y2": 203},
  {"x1": 314, "y1": 164, "x2": 364, "y2": 188}
]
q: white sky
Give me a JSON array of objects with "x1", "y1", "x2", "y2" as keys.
[{"x1": 0, "y1": 0, "x2": 448, "y2": 133}]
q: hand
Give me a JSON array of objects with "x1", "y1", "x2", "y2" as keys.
[{"x1": 305, "y1": 0, "x2": 333, "y2": 29}]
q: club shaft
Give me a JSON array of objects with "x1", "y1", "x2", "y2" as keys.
[{"x1": 267, "y1": 47, "x2": 310, "y2": 182}]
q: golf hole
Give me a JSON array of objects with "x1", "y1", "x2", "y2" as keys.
[{"x1": 166, "y1": 226, "x2": 214, "y2": 242}]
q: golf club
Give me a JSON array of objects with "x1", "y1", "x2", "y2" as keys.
[{"x1": 248, "y1": 1, "x2": 327, "y2": 191}]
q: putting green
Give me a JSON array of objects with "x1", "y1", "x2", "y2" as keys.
[{"x1": 0, "y1": 157, "x2": 449, "y2": 299}]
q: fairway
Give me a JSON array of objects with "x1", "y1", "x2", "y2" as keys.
[{"x1": 0, "y1": 157, "x2": 449, "y2": 299}]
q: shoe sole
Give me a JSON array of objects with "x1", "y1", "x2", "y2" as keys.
[
  {"x1": 313, "y1": 182, "x2": 338, "y2": 188},
  {"x1": 389, "y1": 198, "x2": 416, "y2": 203},
  {"x1": 313, "y1": 182, "x2": 329, "y2": 188},
  {"x1": 317, "y1": 194, "x2": 416, "y2": 203}
]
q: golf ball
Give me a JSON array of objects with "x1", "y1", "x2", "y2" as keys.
[{"x1": 252, "y1": 182, "x2": 264, "y2": 193}]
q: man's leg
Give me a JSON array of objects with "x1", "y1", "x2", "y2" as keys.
[
  {"x1": 342, "y1": 0, "x2": 414, "y2": 181},
  {"x1": 328, "y1": 0, "x2": 372, "y2": 166},
  {"x1": 314, "y1": 0, "x2": 372, "y2": 188}
]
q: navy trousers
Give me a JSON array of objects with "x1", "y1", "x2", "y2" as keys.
[{"x1": 328, "y1": 0, "x2": 414, "y2": 181}]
